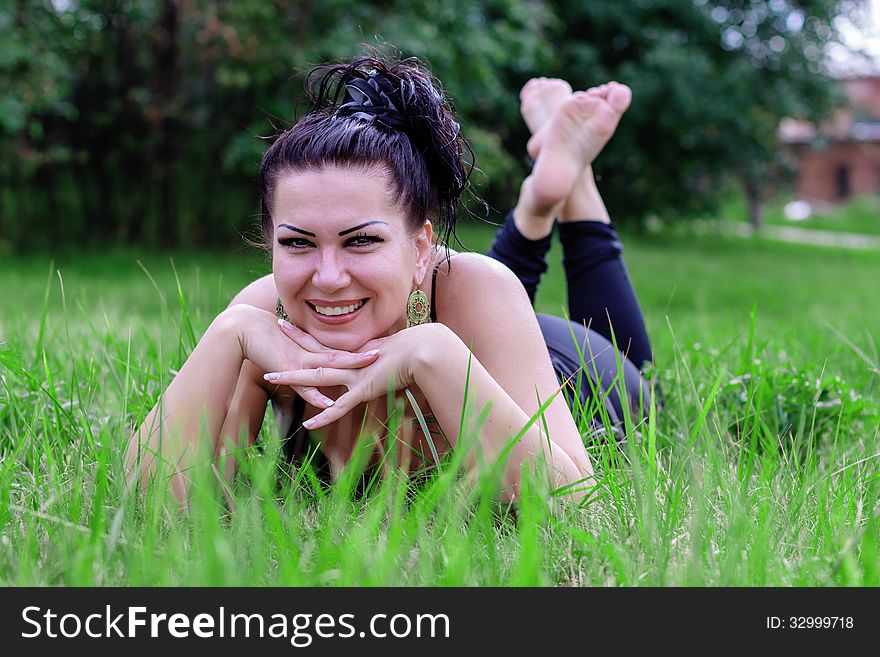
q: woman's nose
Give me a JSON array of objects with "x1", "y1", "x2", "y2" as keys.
[{"x1": 311, "y1": 248, "x2": 351, "y2": 292}]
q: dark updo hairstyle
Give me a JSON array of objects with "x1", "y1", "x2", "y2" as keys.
[{"x1": 259, "y1": 53, "x2": 472, "y2": 251}]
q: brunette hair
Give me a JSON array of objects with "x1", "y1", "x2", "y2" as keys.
[{"x1": 259, "y1": 54, "x2": 472, "y2": 249}]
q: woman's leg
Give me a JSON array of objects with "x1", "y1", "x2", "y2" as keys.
[
  {"x1": 485, "y1": 78, "x2": 590, "y2": 303},
  {"x1": 514, "y1": 79, "x2": 653, "y2": 368},
  {"x1": 537, "y1": 313, "x2": 650, "y2": 437},
  {"x1": 556, "y1": 168, "x2": 653, "y2": 367}
]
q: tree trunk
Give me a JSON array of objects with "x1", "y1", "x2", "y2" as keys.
[
  {"x1": 154, "y1": 0, "x2": 179, "y2": 248},
  {"x1": 744, "y1": 175, "x2": 763, "y2": 232},
  {"x1": 113, "y1": 8, "x2": 139, "y2": 243}
]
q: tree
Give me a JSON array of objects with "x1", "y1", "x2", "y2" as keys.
[
  {"x1": 0, "y1": 0, "x2": 867, "y2": 248},
  {"x1": 543, "y1": 0, "x2": 864, "y2": 227},
  {"x1": 0, "y1": 0, "x2": 79, "y2": 246}
]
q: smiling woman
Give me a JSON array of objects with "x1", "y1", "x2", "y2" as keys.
[
  {"x1": 270, "y1": 167, "x2": 432, "y2": 353},
  {"x1": 126, "y1": 54, "x2": 654, "y2": 504}
]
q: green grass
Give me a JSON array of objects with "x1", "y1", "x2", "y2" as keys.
[
  {"x1": 1, "y1": 221, "x2": 878, "y2": 585},
  {"x1": 720, "y1": 190, "x2": 880, "y2": 236}
]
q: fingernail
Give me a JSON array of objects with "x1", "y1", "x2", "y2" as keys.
[
  {"x1": 278, "y1": 318, "x2": 294, "y2": 330},
  {"x1": 264, "y1": 372, "x2": 281, "y2": 381},
  {"x1": 322, "y1": 398, "x2": 335, "y2": 407},
  {"x1": 362, "y1": 349, "x2": 380, "y2": 357},
  {"x1": 302, "y1": 419, "x2": 315, "y2": 429}
]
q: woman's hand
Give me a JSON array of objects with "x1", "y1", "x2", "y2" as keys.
[
  {"x1": 265, "y1": 322, "x2": 439, "y2": 430},
  {"x1": 225, "y1": 304, "x2": 380, "y2": 409}
]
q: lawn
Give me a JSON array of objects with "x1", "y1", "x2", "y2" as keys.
[
  {"x1": 1, "y1": 221, "x2": 878, "y2": 585},
  {"x1": 720, "y1": 190, "x2": 880, "y2": 236}
]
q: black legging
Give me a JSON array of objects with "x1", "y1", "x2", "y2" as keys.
[{"x1": 487, "y1": 211, "x2": 653, "y2": 435}]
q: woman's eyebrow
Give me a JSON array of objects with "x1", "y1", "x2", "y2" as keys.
[
  {"x1": 338, "y1": 220, "x2": 389, "y2": 236},
  {"x1": 277, "y1": 224, "x2": 316, "y2": 237}
]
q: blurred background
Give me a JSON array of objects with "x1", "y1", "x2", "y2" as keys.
[{"x1": 1, "y1": 0, "x2": 878, "y2": 251}]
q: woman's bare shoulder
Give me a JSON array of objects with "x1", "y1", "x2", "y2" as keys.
[
  {"x1": 438, "y1": 251, "x2": 527, "y2": 307},
  {"x1": 434, "y1": 251, "x2": 532, "y2": 336},
  {"x1": 228, "y1": 273, "x2": 278, "y2": 312}
]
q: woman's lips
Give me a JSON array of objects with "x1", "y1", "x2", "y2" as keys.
[{"x1": 306, "y1": 298, "x2": 369, "y2": 325}]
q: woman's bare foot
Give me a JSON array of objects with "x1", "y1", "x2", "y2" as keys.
[
  {"x1": 526, "y1": 83, "x2": 630, "y2": 209},
  {"x1": 513, "y1": 81, "x2": 631, "y2": 239},
  {"x1": 519, "y1": 77, "x2": 572, "y2": 159},
  {"x1": 527, "y1": 82, "x2": 631, "y2": 166},
  {"x1": 556, "y1": 84, "x2": 630, "y2": 223}
]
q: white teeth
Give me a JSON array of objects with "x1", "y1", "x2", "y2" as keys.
[{"x1": 314, "y1": 300, "x2": 365, "y2": 316}]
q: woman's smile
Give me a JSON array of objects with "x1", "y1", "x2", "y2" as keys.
[{"x1": 306, "y1": 297, "x2": 370, "y2": 324}]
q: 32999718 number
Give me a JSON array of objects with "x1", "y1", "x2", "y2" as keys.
[{"x1": 788, "y1": 617, "x2": 853, "y2": 629}]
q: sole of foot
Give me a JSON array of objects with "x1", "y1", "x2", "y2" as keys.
[
  {"x1": 528, "y1": 82, "x2": 632, "y2": 160},
  {"x1": 525, "y1": 84, "x2": 631, "y2": 213},
  {"x1": 519, "y1": 77, "x2": 572, "y2": 158}
]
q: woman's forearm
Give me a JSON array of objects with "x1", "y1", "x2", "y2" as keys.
[
  {"x1": 412, "y1": 324, "x2": 592, "y2": 500},
  {"x1": 126, "y1": 308, "x2": 247, "y2": 500}
]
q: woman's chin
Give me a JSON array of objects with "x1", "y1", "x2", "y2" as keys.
[
  {"x1": 304, "y1": 315, "x2": 398, "y2": 352},
  {"x1": 310, "y1": 327, "x2": 372, "y2": 353}
]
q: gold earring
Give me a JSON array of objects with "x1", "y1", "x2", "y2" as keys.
[
  {"x1": 275, "y1": 298, "x2": 289, "y2": 322},
  {"x1": 406, "y1": 289, "x2": 430, "y2": 328}
]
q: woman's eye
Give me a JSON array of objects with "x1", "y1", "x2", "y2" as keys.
[
  {"x1": 278, "y1": 237, "x2": 314, "y2": 249},
  {"x1": 346, "y1": 234, "x2": 383, "y2": 247},
  {"x1": 278, "y1": 234, "x2": 382, "y2": 250}
]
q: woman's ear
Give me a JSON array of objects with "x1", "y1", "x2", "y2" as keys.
[{"x1": 413, "y1": 220, "x2": 434, "y2": 283}]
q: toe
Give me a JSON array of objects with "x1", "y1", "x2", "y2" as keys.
[
  {"x1": 570, "y1": 91, "x2": 601, "y2": 108},
  {"x1": 606, "y1": 83, "x2": 632, "y2": 113},
  {"x1": 554, "y1": 79, "x2": 573, "y2": 94},
  {"x1": 520, "y1": 78, "x2": 541, "y2": 98}
]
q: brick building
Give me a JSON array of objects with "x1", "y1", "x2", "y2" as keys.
[{"x1": 780, "y1": 76, "x2": 880, "y2": 204}]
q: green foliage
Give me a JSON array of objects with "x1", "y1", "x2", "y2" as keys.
[
  {"x1": 0, "y1": 0, "x2": 78, "y2": 173},
  {"x1": 717, "y1": 364, "x2": 875, "y2": 456},
  {"x1": 0, "y1": 0, "x2": 868, "y2": 248},
  {"x1": 541, "y1": 0, "x2": 859, "y2": 221}
]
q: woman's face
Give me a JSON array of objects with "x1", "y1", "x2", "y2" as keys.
[{"x1": 271, "y1": 165, "x2": 433, "y2": 352}]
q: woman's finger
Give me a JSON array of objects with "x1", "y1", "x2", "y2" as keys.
[
  {"x1": 301, "y1": 386, "x2": 365, "y2": 430},
  {"x1": 293, "y1": 386, "x2": 336, "y2": 409},
  {"x1": 264, "y1": 367, "x2": 352, "y2": 389},
  {"x1": 277, "y1": 318, "x2": 332, "y2": 353},
  {"x1": 261, "y1": 381, "x2": 335, "y2": 409},
  {"x1": 356, "y1": 335, "x2": 389, "y2": 354},
  {"x1": 304, "y1": 348, "x2": 379, "y2": 370}
]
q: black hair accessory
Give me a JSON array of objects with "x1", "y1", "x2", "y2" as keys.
[{"x1": 337, "y1": 72, "x2": 414, "y2": 131}]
